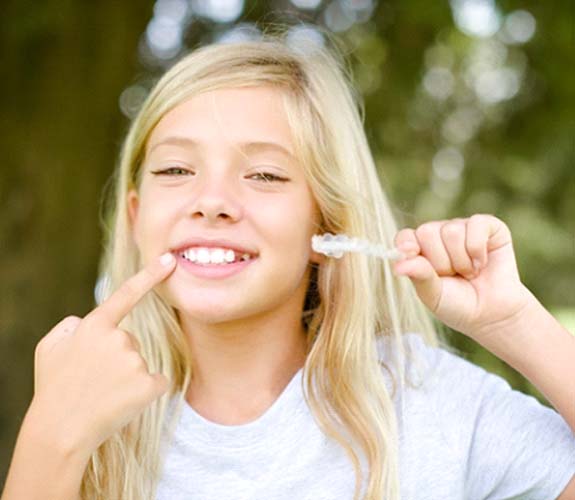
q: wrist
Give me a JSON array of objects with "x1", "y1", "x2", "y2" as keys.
[
  {"x1": 24, "y1": 399, "x2": 95, "y2": 465},
  {"x1": 471, "y1": 290, "x2": 561, "y2": 370},
  {"x1": 467, "y1": 293, "x2": 575, "y2": 432},
  {"x1": 471, "y1": 285, "x2": 540, "y2": 349},
  {"x1": 1, "y1": 405, "x2": 90, "y2": 500}
]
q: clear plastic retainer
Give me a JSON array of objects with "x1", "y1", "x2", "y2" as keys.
[{"x1": 311, "y1": 233, "x2": 405, "y2": 260}]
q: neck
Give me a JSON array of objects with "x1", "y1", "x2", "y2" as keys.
[{"x1": 179, "y1": 309, "x2": 308, "y2": 425}]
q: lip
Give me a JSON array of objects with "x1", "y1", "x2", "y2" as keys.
[
  {"x1": 176, "y1": 253, "x2": 257, "y2": 280},
  {"x1": 170, "y1": 237, "x2": 259, "y2": 257}
]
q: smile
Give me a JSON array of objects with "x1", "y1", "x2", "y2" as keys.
[
  {"x1": 175, "y1": 250, "x2": 258, "y2": 280},
  {"x1": 180, "y1": 247, "x2": 255, "y2": 265}
]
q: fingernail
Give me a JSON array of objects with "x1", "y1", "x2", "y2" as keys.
[
  {"x1": 472, "y1": 258, "x2": 481, "y2": 271},
  {"x1": 160, "y1": 252, "x2": 175, "y2": 266}
]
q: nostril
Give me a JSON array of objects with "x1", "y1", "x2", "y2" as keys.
[{"x1": 192, "y1": 210, "x2": 232, "y2": 218}]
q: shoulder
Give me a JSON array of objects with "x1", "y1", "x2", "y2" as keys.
[
  {"x1": 375, "y1": 332, "x2": 485, "y2": 393},
  {"x1": 375, "y1": 331, "x2": 563, "y2": 429},
  {"x1": 375, "y1": 331, "x2": 559, "y2": 451},
  {"x1": 376, "y1": 333, "x2": 575, "y2": 498}
]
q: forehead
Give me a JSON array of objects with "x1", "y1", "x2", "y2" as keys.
[{"x1": 146, "y1": 86, "x2": 295, "y2": 156}]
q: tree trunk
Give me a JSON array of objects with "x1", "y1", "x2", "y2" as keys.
[{"x1": 0, "y1": 0, "x2": 153, "y2": 482}]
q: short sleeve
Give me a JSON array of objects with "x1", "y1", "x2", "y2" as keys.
[
  {"x1": 462, "y1": 369, "x2": 575, "y2": 499},
  {"x1": 403, "y1": 334, "x2": 575, "y2": 500}
]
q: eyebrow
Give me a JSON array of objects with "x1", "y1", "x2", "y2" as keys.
[{"x1": 147, "y1": 136, "x2": 296, "y2": 160}]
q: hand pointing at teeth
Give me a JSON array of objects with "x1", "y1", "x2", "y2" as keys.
[
  {"x1": 27, "y1": 253, "x2": 177, "y2": 460},
  {"x1": 393, "y1": 214, "x2": 534, "y2": 345}
]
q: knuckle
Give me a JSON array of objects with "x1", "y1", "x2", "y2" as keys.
[
  {"x1": 126, "y1": 351, "x2": 147, "y2": 371},
  {"x1": 466, "y1": 240, "x2": 483, "y2": 255},
  {"x1": 114, "y1": 330, "x2": 134, "y2": 350},
  {"x1": 81, "y1": 311, "x2": 102, "y2": 330},
  {"x1": 36, "y1": 315, "x2": 83, "y2": 351},
  {"x1": 457, "y1": 266, "x2": 475, "y2": 278},
  {"x1": 127, "y1": 333, "x2": 141, "y2": 351},
  {"x1": 156, "y1": 373, "x2": 168, "y2": 390},
  {"x1": 146, "y1": 374, "x2": 160, "y2": 391},
  {"x1": 495, "y1": 216, "x2": 510, "y2": 232},
  {"x1": 437, "y1": 262, "x2": 455, "y2": 275},
  {"x1": 415, "y1": 222, "x2": 437, "y2": 239},
  {"x1": 61, "y1": 316, "x2": 82, "y2": 332},
  {"x1": 468, "y1": 213, "x2": 483, "y2": 225},
  {"x1": 148, "y1": 374, "x2": 169, "y2": 397},
  {"x1": 440, "y1": 221, "x2": 463, "y2": 239},
  {"x1": 394, "y1": 228, "x2": 414, "y2": 244},
  {"x1": 469, "y1": 213, "x2": 491, "y2": 224},
  {"x1": 55, "y1": 315, "x2": 82, "y2": 332},
  {"x1": 63, "y1": 315, "x2": 82, "y2": 324},
  {"x1": 136, "y1": 375, "x2": 158, "y2": 400}
]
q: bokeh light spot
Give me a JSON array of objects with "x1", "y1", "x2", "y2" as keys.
[
  {"x1": 502, "y1": 10, "x2": 536, "y2": 44},
  {"x1": 191, "y1": 0, "x2": 244, "y2": 24},
  {"x1": 451, "y1": 0, "x2": 502, "y2": 38}
]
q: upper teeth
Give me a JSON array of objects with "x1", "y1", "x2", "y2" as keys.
[{"x1": 181, "y1": 247, "x2": 252, "y2": 265}]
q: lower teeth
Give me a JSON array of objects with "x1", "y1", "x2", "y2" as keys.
[{"x1": 182, "y1": 257, "x2": 238, "y2": 265}]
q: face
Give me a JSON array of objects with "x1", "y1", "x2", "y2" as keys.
[{"x1": 128, "y1": 86, "x2": 321, "y2": 326}]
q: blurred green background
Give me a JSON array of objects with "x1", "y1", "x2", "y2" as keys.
[{"x1": 1, "y1": 0, "x2": 574, "y2": 483}]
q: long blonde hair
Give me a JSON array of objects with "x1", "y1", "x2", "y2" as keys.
[{"x1": 86, "y1": 27, "x2": 453, "y2": 500}]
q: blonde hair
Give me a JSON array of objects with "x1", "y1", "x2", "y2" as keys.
[{"x1": 86, "y1": 27, "x2": 454, "y2": 500}]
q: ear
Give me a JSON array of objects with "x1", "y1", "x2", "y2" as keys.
[
  {"x1": 308, "y1": 204, "x2": 325, "y2": 265},
  {"x1": 127, "y1": 189, "x2": 140, "y2": 246},
  {"x1": 309, "y1": 249, "x2": 325, "y2": 265}
]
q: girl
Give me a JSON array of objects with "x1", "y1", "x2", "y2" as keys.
[{"x1": 3, "y1": 32, "x2": 575, "y2": 500}]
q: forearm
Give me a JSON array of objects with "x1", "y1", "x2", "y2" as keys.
[
  {"x1": 1, "y1": 407, "x2": 90, "y2": 500},
  {"x1": 475, "y1": 293, "x2": 575, "y2": 434}
]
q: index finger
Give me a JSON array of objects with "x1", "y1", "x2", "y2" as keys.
[
  {"x1": 93, "y1": 252, "x2": 176, "y2": 326},
  {"x1": 394, "y1": 228, "x2": 421, "y2": 258}
]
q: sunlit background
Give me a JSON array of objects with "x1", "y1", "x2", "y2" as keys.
[{"x1": 1, "y1": 0, "x2": 573, "y2": 483}]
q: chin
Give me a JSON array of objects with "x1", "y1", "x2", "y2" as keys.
[{"x1": 168, "y1": 294, "x2": 256, "y2": 323}]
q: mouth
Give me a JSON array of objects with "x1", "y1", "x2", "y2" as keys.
[
  {"x1": 174, "y1": 247, "x2": 258, "y2": 280},
  {"x1": 177, "y1": 246, "x2": 257, "y2": 266}
]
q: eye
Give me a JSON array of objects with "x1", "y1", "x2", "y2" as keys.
[
  {"x1": 150, "y1": 166, "x2": 195, "y2": 176},
  {"x1": 248, "y1": 171, "x2": 289, "y2": 183}
]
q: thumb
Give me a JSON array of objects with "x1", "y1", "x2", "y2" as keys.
[
  {"x1": 150, "y1": 373, "x2": 170, "y2": 398},
  {"x1": 393, "y1": 256, "x2": 443, "y2": 312}
]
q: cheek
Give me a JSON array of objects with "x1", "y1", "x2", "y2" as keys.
[
  {"x1": 258, "y1": 197, "x2": 316, "y2": 255},
  {"x1": 135, "y1": 198, "x2": 177, "y2": 250}
]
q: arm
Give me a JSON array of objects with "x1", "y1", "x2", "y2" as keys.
[
  {"x1": 393, "y1": 215, "x2": 575, "y2": 497},
  {"x1": 2, "y1": 254, "x2": 176, "y2": 500},
  {"x1": 1, "y1": 405, "x2": 91, "y2": 500},
  {"x1": 558, "y1": 474, "x2": 575, "y2": 500},
  {"x1": 474, "y1": 292, "x2": 575, "y2": 435},
  {"x1": 394, "y1": 214, "x2": 575, "y2": 432}
]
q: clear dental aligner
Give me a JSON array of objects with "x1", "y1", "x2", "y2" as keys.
[{"x1": 311, "y1": 233, "x2": 405, "y2": 260}]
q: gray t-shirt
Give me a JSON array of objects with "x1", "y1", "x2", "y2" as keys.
[{"x1": 155, "y1": 333, "x2": 575, "y2": 499}]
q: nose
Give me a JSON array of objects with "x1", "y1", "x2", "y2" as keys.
[{"x1": 187, "y1": 175, "x2": 243, "y2": 224}]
